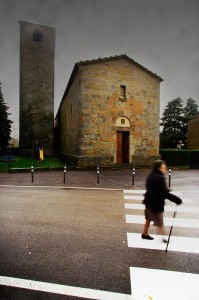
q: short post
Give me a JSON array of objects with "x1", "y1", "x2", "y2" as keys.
[
  {"x1": 31, "y1": 165, "x2": 34, "y2": 183},
  {"x1": 132, "y1": 165, "x2": 135, "y2": 186},
  {"x1": 168, "y1": 166, "x2": 171, "y2": 187},
  {"x1": 63, "y1": 164, "x2": 67, "y2": 184},
  {"x1": 97, "y1": 164, "x2": 100, "y2": 185},
  {"x1": 38, "y1": 159, "x2": 41, "y2": 168}
]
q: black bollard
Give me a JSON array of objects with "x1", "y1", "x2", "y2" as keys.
[
  {"x1": 97, "y1": 164, "x2": 100, "y2": 185},
  {"x1": 132, "y1": 165, "x2": 135, "y2": 186},
  {"x1": 64, "y1": 164, "x2": 67, "y2": 184},
  {"x1": 168, "y1": 166, "x2": 171, "y2": 187},
  {"x1": 31, "y1": 165, "x2": 34, "y2": 183}
]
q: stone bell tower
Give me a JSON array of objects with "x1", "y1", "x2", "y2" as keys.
[{"x1": 19, "y1": 20, "x2": 55, "y2": 156}]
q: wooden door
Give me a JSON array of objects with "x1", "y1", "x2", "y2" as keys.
[
  {"x1": 122, "y1": 131, "x2": 129, "y2": 163},
  {"x1": 116, "y1": 131, "x2": 129, "y2": 163},
  {"x1": 116, "y1": 131, "x2": 122, "y2": 163}
]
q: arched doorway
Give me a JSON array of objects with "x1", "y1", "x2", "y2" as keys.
[{"x1": 116, "y1": 117, "x2": 130, "y2": 163}]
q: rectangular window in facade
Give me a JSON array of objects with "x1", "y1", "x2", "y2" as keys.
[{"x1": 120, "y1": 85, "x2": 126, "y2": 100}]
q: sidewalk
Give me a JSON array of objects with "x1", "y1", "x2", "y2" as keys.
[{"x1": 0, "y1": 168, "x2": 199, "y2": 190}]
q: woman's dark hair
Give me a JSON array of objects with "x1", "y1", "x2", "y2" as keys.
[{"x1": 152, "y1": 160, "x2": 166, "y2": 172}]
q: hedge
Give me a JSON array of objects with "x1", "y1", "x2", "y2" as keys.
[{"x1": 160, "y1": 149, "x2": 199, "y2": 167}]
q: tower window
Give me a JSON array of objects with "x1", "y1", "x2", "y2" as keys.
[
  {"x1": 33, "y1": 28, "x2": 43, "y2": 42},
  {"x1": 120, "y1": 85, "x2": 126, "y2": 100}
]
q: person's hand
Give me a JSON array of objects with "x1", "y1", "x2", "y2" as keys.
[{"x1": 177, "y1": 199, "x2": 182, "y2": 205}]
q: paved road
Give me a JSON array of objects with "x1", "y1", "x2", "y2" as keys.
[
  {"x1": 0, "y1": 169, "x2": 199, "y2": 299},
  {"x1": 0, "y1": 188, "x2": 131, "y2": 299}
]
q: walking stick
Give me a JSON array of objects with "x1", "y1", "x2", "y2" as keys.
[{"x1": 165, "y1": 204, "x2": 177, "y2": 252}]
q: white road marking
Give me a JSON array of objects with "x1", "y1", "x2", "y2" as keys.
[
  {"x1": 130, "y1": 267, "x2": 199, "y2": 300},
  {"x1": 125, "y1": 203, "x2": 199, "y2": 213},
  {"x1": 123, "y1": 189, "x2": 146, "y2": 194},
  {"x1": 124, "y1": 196, "x2": 194, "y2": 203},
  {"x1": 124, "y1": 195, "x2": 144, "y2": 200},
  {"x1": 125, "y1": 197, "x2": 194, "y2": 204},
  {"x1": 124, "y1": 191, "x2": 193, "y2": 203},
  {"x1": 123, "y1": 189, "x2": 183, "y2": 196},
  {"x1": 179, "y1": 190, "x2": 199, "y2": 193},
  {"x1": 125, "y1": 203, "x2": 144, "y2": 209},
  {"x1": 0, "y1": 276, "x2": 132, "y2": 300},
  {"x1": 126, "y1": 214, "x2": 199, "y2": 228},
  {"x1": 127, "y1": 233, "x2": 199, "y2": 253}
]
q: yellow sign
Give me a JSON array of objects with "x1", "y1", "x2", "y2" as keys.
[{"x1": 39, "y1": 148, "x2": 44, "y2": 160}]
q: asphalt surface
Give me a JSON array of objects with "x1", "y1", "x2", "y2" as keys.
[
  {"x1": 0, "y1": 188, "x2": 130, "y2": 299},
  {"x1": 0, "y1": 169, "x2": 199, "y2": 299},
  {"x1": 0, "y1": 168, "x2": 198, "y2": 190}
]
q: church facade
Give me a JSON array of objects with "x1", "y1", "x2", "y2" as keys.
[{"x1": 55, "y1": 55, "x2": 163, "y2": 167}]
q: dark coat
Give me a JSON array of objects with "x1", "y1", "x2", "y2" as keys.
[{"x1": 143, "y1": 170, "x2": 182, "y2": 212}]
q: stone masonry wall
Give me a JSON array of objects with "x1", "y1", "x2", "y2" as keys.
[
  {"x1": 188, "y1": 117, "x2": 199, "y2": 150},
  {"x1": 77, "y1": 57, "x2": 160, "y2": 166},
  {"x1": 19, "y1": 21, "x2": 55, "y2": 155},
  {"x1": 59, "y1": 73, "x2": 81, "y2": 156}
]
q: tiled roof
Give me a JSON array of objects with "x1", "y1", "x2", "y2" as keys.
[{"x1": 77, "y1": 54, "x2": 163, "y2": 82}]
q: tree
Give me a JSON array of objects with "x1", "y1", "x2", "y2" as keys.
[
  {"x1": 0, "y1": 81, "x2": 13, "y2": 149},
  {"x1": 184, "y1": 98, "x2": 199, "y2": 121},
  {"x1": 160, "y1": 97, "x2": 185, "y2": 148},
  {"x1": 160, "y1": 97, "x2": 199, "y2": 149}
]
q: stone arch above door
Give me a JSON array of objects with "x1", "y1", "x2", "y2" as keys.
[{"x1": 115, "y1": 116, "x2": 130, "y2": 128}]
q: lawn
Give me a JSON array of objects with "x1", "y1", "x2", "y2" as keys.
[{"x1": 0, "y1": 156, "x2": 64, "y2": 172}]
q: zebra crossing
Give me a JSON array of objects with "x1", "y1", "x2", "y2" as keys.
[
  {"x1": 124, "y1": 189, "x2": 199, "y2": 300},
  {"x1": 124, "y1": 189, "x2": 199, "y2": 251}
]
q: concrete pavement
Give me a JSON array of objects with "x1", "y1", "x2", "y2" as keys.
[{"x1": 0, "y1": 168, "x2": 199, "y2": 190}]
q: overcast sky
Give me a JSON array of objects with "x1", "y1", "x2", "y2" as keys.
[{"x1": 0, "y1": 0, "x2": 198, "y2": 138}]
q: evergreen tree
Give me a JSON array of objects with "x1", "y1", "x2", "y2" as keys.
[
  {"x1": 160, "y1": 97, "x2": 185, "y2": 148},
  {"x1": 0, "y1": 82, "x2": 13, "y2": 149},
  {"x1": 184, "y1": 98, "x2": 199, "y2": 121}
]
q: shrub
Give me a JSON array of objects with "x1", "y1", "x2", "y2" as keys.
[{"x1": 160, "y1": 149, "x2": 190, "y2": 166}]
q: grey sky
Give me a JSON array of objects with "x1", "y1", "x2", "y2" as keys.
[{"x1": 0, "y1": 0, "x2": 198, "y2": 138}]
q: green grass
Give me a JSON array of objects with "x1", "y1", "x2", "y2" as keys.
[{"x1": 0, "y1": 157, "x2": 64, "y2": 172}]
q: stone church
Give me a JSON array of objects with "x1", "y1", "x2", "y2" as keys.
[
  {"x1": 55, "y1": 55, "x2": 163, "y2": 167},
  {"x1": 19, "y1": 21, "x2": 163, "y2": 166}
]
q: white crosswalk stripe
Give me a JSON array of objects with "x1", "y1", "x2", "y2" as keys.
[
  {"x1": 124, "y1": 195, "x2": 144, "y2": 201},
  {"x1": 126, "y1": 214, "x2": 199, "y2": 228},
  {"x1": 125, "y1": 202, "x2": 199, "y2": 213},
  {"x1": 130, "y1": 267, "x2": 199, "y2": 300},
  {"x1": 124, "y1": 189, "x2": 199, "y2": 299},
  {"x1": 124, "y1": 192, "x2": 194, "y2": 203},
  {"x1": 127, "y1": 233, "x2": 199, "y2": 253}
]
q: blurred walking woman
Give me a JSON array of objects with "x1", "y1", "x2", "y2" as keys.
[{"x1": 142, "y1": 160, "x2": 182, "y2": 242}]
